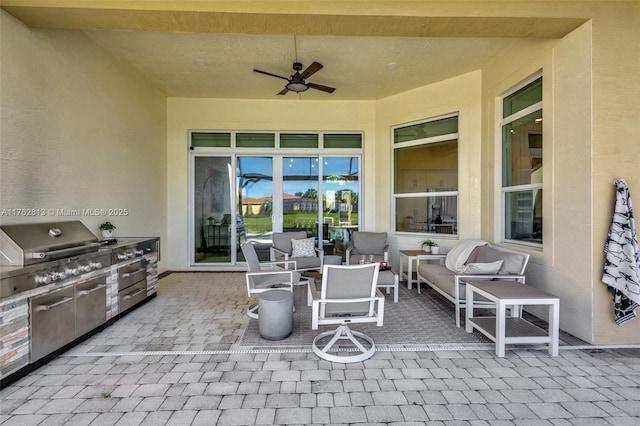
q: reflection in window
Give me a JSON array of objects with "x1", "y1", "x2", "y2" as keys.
[
  {"x1": 193, "y1": 157, "x2": 232, "y2": 263},
  {"x1": 283, "y1": 157, "x2": 319, "y2": 234},
  {"x1": 393, "y1": 115, "x2": 459, "y2": 236},
  {"x1": 501, "y1": 75, "x2": 543, "y2": 244},
  {"x1": 237, "y1": 157, "x2": 273, "y2": 261}
]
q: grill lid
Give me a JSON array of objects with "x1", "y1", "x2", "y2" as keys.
[{"x1": 0, "y1": 221, "x2": 99, "y2": 266}]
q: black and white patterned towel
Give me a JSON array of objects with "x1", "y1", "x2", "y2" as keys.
[{"x1": 603, "y1": 178, "x2": 640, "y2": 324}]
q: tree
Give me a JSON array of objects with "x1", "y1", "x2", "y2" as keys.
[{"x1": 302, "y1": 188, "x2": 318, "y2": 199}]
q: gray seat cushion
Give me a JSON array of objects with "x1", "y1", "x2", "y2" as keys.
[
  {"x1": 292, "y1": 256, "x2": 321, "y2": 270},
  {"x1": 417, "y1": 264, "x2": 453, "y2": 284}
]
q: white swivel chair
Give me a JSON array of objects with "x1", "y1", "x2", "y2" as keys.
[
  {"x1": 241, "y1": 242, "x2": 300, "y2": 319},
  {"x1": 309, "y1": 263, "x2": 385, "y2": 363}
]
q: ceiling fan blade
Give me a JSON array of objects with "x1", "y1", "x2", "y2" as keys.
[
  {"x1": 307, "y1": 82, "x2": 336, "y2": 93},
  {"x1": 277, "y1": 87, "x2": 290, "y2": 95},
  {"x1": 300, "y1": 62, "x2": 323, "y2": 79},
  {"x1": 253, "y1": 69, "x2": 289, "y2": 81}
]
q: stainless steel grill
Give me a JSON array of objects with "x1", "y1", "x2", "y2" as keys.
[
  {"x1": 0, "y1": 221, "x2": 100, "y2": 267},
  {"x1": 0, "y1": 221, "x2": 109, "y2": 299}
]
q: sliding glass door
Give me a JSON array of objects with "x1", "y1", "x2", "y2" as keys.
[
  {"x1": 193, "y1": 156, "x2": 233, "y2": 263},
  {"x1": 282, "y1": 157, "x2": 319, "y2": 237},
  {"x1": 192, "y1": 153, "x2": 360, "y2": 265},
  {"x1": 237, "y1": 156, "x2": 273, "y2": 262}
]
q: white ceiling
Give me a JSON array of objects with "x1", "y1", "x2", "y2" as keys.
[
  {"x1": 84, "y1": 30, "x2": 517, "y2": 100},
  {"x1": 3, "y1": 2, "x2": 584, "y2": 101}
]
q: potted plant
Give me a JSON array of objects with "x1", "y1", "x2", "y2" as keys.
[
  {"x1": 420, "y1": 239, "x2": 437, "y2": 253},
  {"x1": 207, "y1": 216, "x2": 215, "y2": 225},
  {"x1": 99, "y1": 221, "x2": 116, "y2": 239}
]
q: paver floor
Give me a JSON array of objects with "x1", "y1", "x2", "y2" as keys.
[{"x1": 1, "y1": 272, "x2": 639, "y2": 425}]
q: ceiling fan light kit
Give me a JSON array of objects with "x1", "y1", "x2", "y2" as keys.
[{"x1": 254, "y1": 61, "x2": 335, "y2": 95}]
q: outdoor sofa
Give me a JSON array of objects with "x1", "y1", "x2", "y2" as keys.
[{"x1": 416, "y1": 240, "x2": 530, "y2": 327}]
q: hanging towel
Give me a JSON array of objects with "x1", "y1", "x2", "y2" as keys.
[{"x1": 602, "y1": 178, "x2": 640, "y2": 324}]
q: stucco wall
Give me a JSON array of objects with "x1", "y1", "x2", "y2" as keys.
[
  {"x1": 0, "y1": 11, "x2": 167, "y2": 269},
  {"x1": 480, "y1": 29, "x2": 596, "y2": 342},
  {"x1": 375, "y1": 71, "x2": 483, "y2": 260},
  {"x1": 166, "y1": 98, "x2": 375, "y2": 270},
  {"x1": 591, "y1": 4, "x2": 640, "y2": 344}
]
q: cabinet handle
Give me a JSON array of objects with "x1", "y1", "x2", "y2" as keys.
[
  {"x1": 123, "y1": 288, "x2": 146, "y2": 300},
  {"x1": 35, "y1": 296, "x2": 73, "y2": 311},
  {"x1": 77, "y1": 284, "x2": 106, "y2": 296},
  {"x1": 122, "y1": 268, "x2": 146, "y2": 278}
]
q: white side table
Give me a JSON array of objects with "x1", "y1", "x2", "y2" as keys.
[
  {"x1": 398, "y1": 250, "x2": 446, "y2": 290},
  {"x1": 465, "y1": 280, "x2": 560, "y2": 357}
]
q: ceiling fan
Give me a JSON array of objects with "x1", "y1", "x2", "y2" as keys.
[{"x1": 253, "y1": 62, "x2": 336, "y2": 95}]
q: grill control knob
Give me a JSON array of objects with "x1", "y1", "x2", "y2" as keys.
[
  {"x1": 78, "y1": 264, "x2": 92, "y2": 273},
  {"x1": 134, "y1": 250, "x2": 144, "y2": 256},
  {"x1": 35, "y1": 274, "x2": 52, "y2": 285},
  {"x1": 90, "y1": 261, "x2": 103, "y2": 269},
  {"x1": 65, "y1": 267, "x2": 79, "y2": 276},
  {"x1": 51, "y1": 272, "x2": 67, "y2": 281},
  {"x1": 117, "y1": 253, "x2": 128, "y2": 261}
]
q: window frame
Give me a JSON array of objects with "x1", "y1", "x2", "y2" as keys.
[
  {"x1": 391, "y1": 112, "x2": 459, "y2": 237},
  {"x1": 499, "y1": 73, "x2": 543, "y2": 247}
]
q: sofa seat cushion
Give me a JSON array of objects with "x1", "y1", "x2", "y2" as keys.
[
  {"x1": 418, "y1": 264, "x2": 452, "y2": 284},
  {"x1": 475, "y1": 246, "x2": 527, "y2": 275}
]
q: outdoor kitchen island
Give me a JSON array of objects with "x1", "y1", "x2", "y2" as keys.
[{"x1": 0, "y1": 221, "x2": 159, "y2": 388}]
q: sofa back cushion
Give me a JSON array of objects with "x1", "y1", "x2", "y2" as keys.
[
  {"x1": 464, "y1": 246, "x2": 483, "y2": 264},
  {"x1": 474, "y1": 245, "x2": 528, "y2": 275}
]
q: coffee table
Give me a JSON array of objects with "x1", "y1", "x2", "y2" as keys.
[{"x1": 465, "y1": 280, "x2": 559, "y2": 357}]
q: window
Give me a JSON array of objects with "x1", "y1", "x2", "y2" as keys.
[
  {"x1": 501, "y1": 76, "x2": 543, "y2": 244},
  {"x1": 189, "y1": 130, "x2": 363, "y2": 265},
  {"x1": 393, "y1": 114, "x2": 458, "y2": 236}
]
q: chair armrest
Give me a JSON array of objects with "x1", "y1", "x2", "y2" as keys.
[
  {"x1": 262, "y1": 260, "x2": 297, "y2": 270},
  {"x1": 270, "y1": 246, "x2": 289, "y2": 261},
  {"x1": 247, "y1": 270, "x2": 294, "y2": 279},
  {"x1": 383, "y1": 244, "x2": 389, "y2": 262},
  {"x1": 345, "y1": 245, "x2": 353, "y2": 264},
  {"x1": 315, "y1": 247, "x2": 324, "y2": 263}
]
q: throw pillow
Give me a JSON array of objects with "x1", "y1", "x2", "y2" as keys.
[
  {"x1": 462, "y1": 260, "x2": 503, "y2": 274},
  {"x1": 291, "y1": 237, "x2": 317, "y2": 258}
]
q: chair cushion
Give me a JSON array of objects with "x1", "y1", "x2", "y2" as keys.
[
  {"x1": 351, "y1": 232, "x2": 387, "y2": 255},
  {"x1": 291, "y1": 237, "x2": 317, "y2": 258},
  {"x1": 418, "y1": 264, "x2": 453, "y2": 284},
  {"x1": 475, "y1": 246, "x2": 526, "y2": 275},
  {"x1": 293, "y1": 256, "x2": 322, "y2": 270},
  {"x1": 273, "y1": 231, "x2": 307, "y2": 255},
  {"x1": 462, "y1": 260, "x2": 503, "y2": 274}
]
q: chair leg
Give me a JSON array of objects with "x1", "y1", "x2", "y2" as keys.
[
  {"x1": 247, "y1": 303, "x2": 259, "y2": 319},
  {"x1": 312, "y1": 324, "x2": 376, "y2": 363}
]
